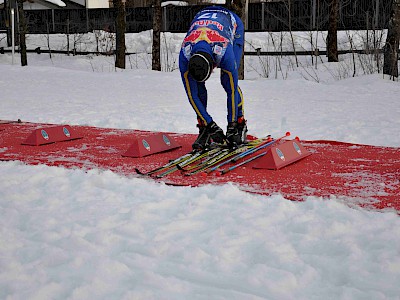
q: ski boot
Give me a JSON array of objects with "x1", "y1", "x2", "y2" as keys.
[
  {"x1": 192, "y1": 119, "x2": 226, "y2": 151},
  {"x1": 226, "y1": 116, "x2": 248, "y2": 149}
]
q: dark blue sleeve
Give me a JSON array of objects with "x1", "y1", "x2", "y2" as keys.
[
  {"x1": 232, "y1": 12, "x2": 245, "y2": 46},
  {"x1": 179, "y1": 50, "x2": 213, "y2": 125}
]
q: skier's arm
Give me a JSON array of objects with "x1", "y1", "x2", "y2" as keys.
[{"x1": 179, "y1": 51, "x2": 212, "y2": 125}]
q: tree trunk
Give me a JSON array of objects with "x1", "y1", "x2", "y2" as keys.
[
  {"x1": 286, "y1": 0, "x2": 299, "y2": 67},
  {"x1": 17, "y1": 0, "x2": 27, "y2": 66},
  {"x1": 152, "y1": 0, "x2": 162, "y2": 71},
  {"x1": 327, "y1": 0, "x2": 339, "y2": 62},
  {"x1": 383, "y1": 0, "x2": 400, "y2": 78},
  {"x1": 114, "y1": 0, "x2": 126, "y2": 69},
  {"x1": 229, "y1": 0, "x2": 246, "y2": 80},
  {"x1": 5, "y1": 0, "x2": 11, "y2": 47}
]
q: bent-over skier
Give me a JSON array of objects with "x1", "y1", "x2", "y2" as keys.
[{"x1": 179, "y1": 6, "x2": 247, "y2": 150}]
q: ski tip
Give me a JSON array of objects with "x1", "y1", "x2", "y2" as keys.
[
  {"x1": 285, "y1": 131, "x2": 291, "y2": 136},
  {"x1": 295, "y1": 136, "x2": 300, "y2": 141},
  {"x1": 135, "y1": 168, "x2": 154, "y2": 176},
  {"x1": 135, "y1": 168, "x2": 145, "y2": 175}
]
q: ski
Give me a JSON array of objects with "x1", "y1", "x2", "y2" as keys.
[
  {"x1": 135, "y1": 143, "x2": 226, "y2": 176},
  {"x1": 155, "y1": 147, "x2": 222, "y2": 178},
  {"x1": 135, "y1": 133, "x2": 289, "y2": 177},
  {"x1": 177, "y1": 137, "x2": 266, "y2": 176},
  {"x1": 220, "y1": 150, "x2": 268, "y2": 175},
  {"x1": 182, "y1": 145, "x2": 250, "y2": 176},
  {"x1": 207, "y1": 132, "x2": 290, "y2": 175},
  {"x1": 135, "y1": 152, "x2": 195, "y2": 176},
  {"x1": 179, "y1": 135, "x2": 275, "y2": 176},
  {"x1": 177, "y1": 148, "x2": 230, "y2": 172}
]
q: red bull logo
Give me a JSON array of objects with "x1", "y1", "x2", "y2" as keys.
[
  {"x1": 191, "y1": 20, "x2": 224, "y2": 31},
  {"x1": 183, "y1": 28, "x2": 230, "y2": 46}
]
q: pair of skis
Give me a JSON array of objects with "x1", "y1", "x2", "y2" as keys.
[
  {"x1": 135, "y1": 140, "x2": 259, "y2": 178},
  {"x1": 134, "y1": 146, "x2": 221, "y2": 177},
  {"x1": 135, "y1": 132, "x2": 290, "y2": 177},
  {"x1": 207, "y1": 132, "x2": 290, "y2": 175},
  {"x1": 178, "y1": 144, "x2": 255, "y2": 176}
]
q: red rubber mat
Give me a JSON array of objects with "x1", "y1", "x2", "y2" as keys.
[{"x1": 1, "y1": 121, "x2": 399, "y2": 211}]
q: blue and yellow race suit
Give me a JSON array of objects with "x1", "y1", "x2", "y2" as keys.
[{"x1": 179, "y1": 6, "x2": 245, "y2": 125}]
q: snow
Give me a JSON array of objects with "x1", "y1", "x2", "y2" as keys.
[
  {"x1": 0, "y1": 0, "x2": 66, "y2": 7},
  {"x1": 45, "y1": 0, "x2": 66, "y2": 7},
  {"x1": 1, "y1": 31, "x2": 400, "y2": 299},
  {"x1": 206, "y1": 0, "x2": 226, "y2": 4},
  {"x1": 161, "y1": 1, "x2": 189, "y2": 7}
]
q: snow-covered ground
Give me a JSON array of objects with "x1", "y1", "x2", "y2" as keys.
[{"x1": 1, "y1": 31, "x2": 400, "y2": 299}]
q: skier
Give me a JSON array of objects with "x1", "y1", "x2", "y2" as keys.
[{"x1": 179, "y1": 6, "x2": 247, "y2": 150}]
